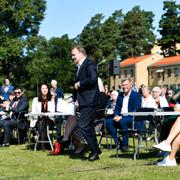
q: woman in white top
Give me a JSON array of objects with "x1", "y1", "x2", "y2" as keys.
[
  {"x1": 31, "y1": 84, "x2": 55, "y2": 150},
  {"x1": 141, "y1": 86, "x2": 157, "y2": 109},
  {"x1": 151, "y1": 86, "x2": 169, "y2": 108}
]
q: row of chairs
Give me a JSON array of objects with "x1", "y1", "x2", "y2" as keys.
[{"x1": 94, "y1": 107, "x2": 175, "y2": 160}]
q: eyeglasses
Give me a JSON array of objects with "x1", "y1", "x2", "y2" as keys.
[{"x1": 14, "y1": 91, "x2": 21, "y2": 94}]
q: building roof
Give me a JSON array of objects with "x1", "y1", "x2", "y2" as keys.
[
  {"x1": 120, "y1": 54, "x2": 152, "y2": 67},
  {"x1": 150, "y1": 55, "x2": 180, "y2": 67}
]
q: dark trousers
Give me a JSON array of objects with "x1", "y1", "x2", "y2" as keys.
[
  {"x1": 106, "y1": 116, "x2": 144, "y2": 146},
  {"x1": 54, "y1": 116, "x2": 64, "y2": 139},
  {"x1": 36, "y1": 117, "x2": 54, "y2": 149},
  {"x1": 0, "y1": 119, "x2": 17, "y2": 144},
  {"x1": 78, "y1": 106, "x2": 99, "y2": 153}
]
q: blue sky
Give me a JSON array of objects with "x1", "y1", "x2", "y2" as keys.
[{"x1": 39, "y1": 0, "x2": 167, "y2": 39}]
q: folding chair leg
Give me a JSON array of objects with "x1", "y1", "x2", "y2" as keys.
[
  {"x1": 116, "y1": 144, "x2": 119, "y2": 158},
  {"x1": 154, "y1": 128, "x2": 159, "y2": 144},
  {"x1": 47, "y1": 126, "x2": 54, "y2": 151},
  {"x1": 34, "y1": 134, "x2": 39, "y2": 151},
  {"x1": 133, "y1": 136, "x2": 137, "y2": 160}
]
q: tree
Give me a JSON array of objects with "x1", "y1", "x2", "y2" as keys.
[
  {"x1": 26, "y1": 35, "x2": 75, "y2": 93},
  {"x1": 101, "y1": 10, "x2": 124, "y2": 61},
  {"x1": 120, "y1": 6, "x2": 155, "y2": 59},
  {"x1": 158, "y1": 1, "x2": 180, "y2": 56},
  {"x1": 99, "y1": 10, "x2": 124, "y2": 84},
  {"x1": 79, "y1": 14, "x2": 104, "y2": 63},
  {"x1": 0, "y1": 0, "x2": 46, "y2": 82}
]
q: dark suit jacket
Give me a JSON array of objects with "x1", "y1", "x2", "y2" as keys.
[
  {"x1": 114, "y1": 90, "x2": 142, "y2": 116},
  {"x1": 10, "y1": 96, "x2": 29, "y2": 120},
  {"x1": 75, "y1": 58, "x2": 99, "y2": 107},
  {"x1": 55, "y1": 87, "x2": 64, "y2": 99}
]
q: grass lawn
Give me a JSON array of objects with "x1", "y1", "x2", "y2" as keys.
[{"x1": 0, "y1": 138, "x2": 180, "y2": 180}]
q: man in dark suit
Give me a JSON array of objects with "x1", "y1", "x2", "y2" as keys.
[
  {"x1": 71, "y1": 45, "x2": 101, "y2": 161},
  {"x1": 106, "y1": 78, "x2": 142, "y2": 151},
  {"x1": 0, "y1": 87, "x2": 29, "y2": 146}
]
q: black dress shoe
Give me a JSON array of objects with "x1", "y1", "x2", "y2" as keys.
[
  {"x1": 88, "y1": 153, "x2": 99, "y2": 161},
  {"x1": 1, "y1": 143, "x2": 10, "y2": 147},
  {"x1": 73, "y1": 148, "x2": 85, "y2": 155},
  {"x1": 61, "y1": 139, "x2": 70, "y2": 148},
  {"x1": 88, "y1": 149, "x2": 102, "y2": 158},
  {"x1": 121, "y1": 146, "x2": 129, "y2": 152}
]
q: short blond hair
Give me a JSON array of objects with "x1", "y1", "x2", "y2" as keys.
[{"x1": 72, "y1": 45, "x2": 86, "y2": 56}]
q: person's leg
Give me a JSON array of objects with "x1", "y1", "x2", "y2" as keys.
[
  {"x1": 3, "y1": 119, "x2": 17, "y2": 145},
  {"x1": 156, "y1": 133, "x2": 179, "y2": 166},
  {"x1": 73, "y1": 137, "x2": 84, "y2": 154},
  {"x1": 119, "y1": 116, "x2": 133, "y2": 147},
  {"x1": 37, "y1": 118, "x2": 48, "y2": 149},
  {"x1": 54, "y1": 116, "x2": 64, "y2": 139},
  {"x1": 165, "y1": 116, "x2": 180, "y2": 144},
  {"x1": 153, "y1": 116, "x2": 180, "y2": 152},
  {"x1": 106, "y1": 118, "x2": 119, "y2": 145},
  {"x1": 78, "y1": 107, "x2": 99, "y2": 154},
  {"x1": 62, "y1": 115, "x2": 78, "y2": 141},
  {"x1": 169, "y1": 133, "x2": 180, "y2": 160}
]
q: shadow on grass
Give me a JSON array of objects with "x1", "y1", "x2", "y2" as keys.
[{"x1": 110, "y1": 150, "x2": 157, "y2": 160}]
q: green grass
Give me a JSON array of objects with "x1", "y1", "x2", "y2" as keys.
[{"x1": 0, "y1": 140, "x2": 180, "y2": 180}]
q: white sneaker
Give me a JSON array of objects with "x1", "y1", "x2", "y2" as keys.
[
  {"x1": 153, "y1": 141, "x2": 171, "y2": 152},
  {"x1": 157, "y1": 156, "x2": 177, "y2": 166}
]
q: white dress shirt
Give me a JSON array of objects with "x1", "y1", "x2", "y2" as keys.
[{"x1": 121, "y1": 91, "x2": 131, "y2": 114}]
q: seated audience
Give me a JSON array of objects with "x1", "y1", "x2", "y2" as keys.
[
  {"x1": 132, "y1": 81, "x2": 139, "y2": 93},
  {"x1": 0, "y1": 87, "x2": 29, "y2": 146},
  {"x1": 153, "y1": 116, "x2": 180, "y2": 166},
  {"x1": 151, "y1": 86, "x2": 169, "y2": 108},
  {"x1": 50, "y1": 79, "x2": 64, "y2": 139},
  {"x1": 106, "y1": 90, "x2": 119, "y2": 117},
  {"x1": 166, "y1": 89, "x2": 176, "y2": 107},
  {"x1": 106, "y1": 78, "x2": 142, "y2": 152},
  {"x1": 30, "y1": 84, "x2": 55, "y2": 150},
  {"x1": 141, "y1": 86, "x2": 157, "y2": 109},
  {"x1": 0, "y1": 78, "x2": 14, "y2": 103}
]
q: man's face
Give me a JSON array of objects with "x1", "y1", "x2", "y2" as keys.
[
  {"x1": 71, "y1": 48, "x2": 84, "y2": 64},
  {"x1": 51, "y1": 81, "x2": 57, "y2": 89},
  {"x1": 152, "y1": 90, "x2": 161, "y2": 99},
  {"x1": 122, "y1": 80, "x2": 131, "y2": 95},
  {"x1": 14, "y1": 89, "x2": 23, "y2": 99}
]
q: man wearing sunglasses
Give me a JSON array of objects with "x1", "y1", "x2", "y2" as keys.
[{"x1": 0, "y1": 87, "x2": 29, "y2": 146}]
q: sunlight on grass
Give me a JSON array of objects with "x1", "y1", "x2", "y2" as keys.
[{"x1": 0, "y1": 139, "x2": 180, "y2": 179}]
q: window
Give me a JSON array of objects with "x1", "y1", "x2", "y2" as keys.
[
  {"x1": 151, "y1": 70, "x2": 154, "y2": 78},
  {"x1": 167, "y1": 69, "x2": 171, "y2": 77},
  {"x1": 174, "y1": 68, "x2": 179, "y2": 77},
  {"x1": 130, "y1": 69, "x2": 134, "y2": 77},
  {"x1": 124, "y1": 70, "x2": 127, "y2": 77},
  {"x1": 157, "y1": 72, "x2": 161, "y2": 78}
]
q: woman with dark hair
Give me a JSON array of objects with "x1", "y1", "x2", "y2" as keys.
[{"x1": 30, "y1": 84, "x2": 55, "y2": 150}]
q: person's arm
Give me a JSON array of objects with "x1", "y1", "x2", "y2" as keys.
[
  {"x1": 113, "y1": 94, "x2": 122, "y2": 122},
  {"x1": 78, "y1": 62, "x2": 97, "y2": 91}
]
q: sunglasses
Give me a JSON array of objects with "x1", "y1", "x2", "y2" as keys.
[{"x1": 14, "y1": 91, "x2": 21, "y2": 94}]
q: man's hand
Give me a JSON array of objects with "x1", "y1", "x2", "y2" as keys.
[
  {"x1": 0, "y1": 101, "x2": 9, "y2": 108},
  {"x1": 74, "y1": 82, "x2": 80, "y2": 90},
  {"x1": 113, "y1": 115, "x2": 122, "y2": 122},
  {"x1": 0, "y1": 96, "x2": 4, "y2": 100}
]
